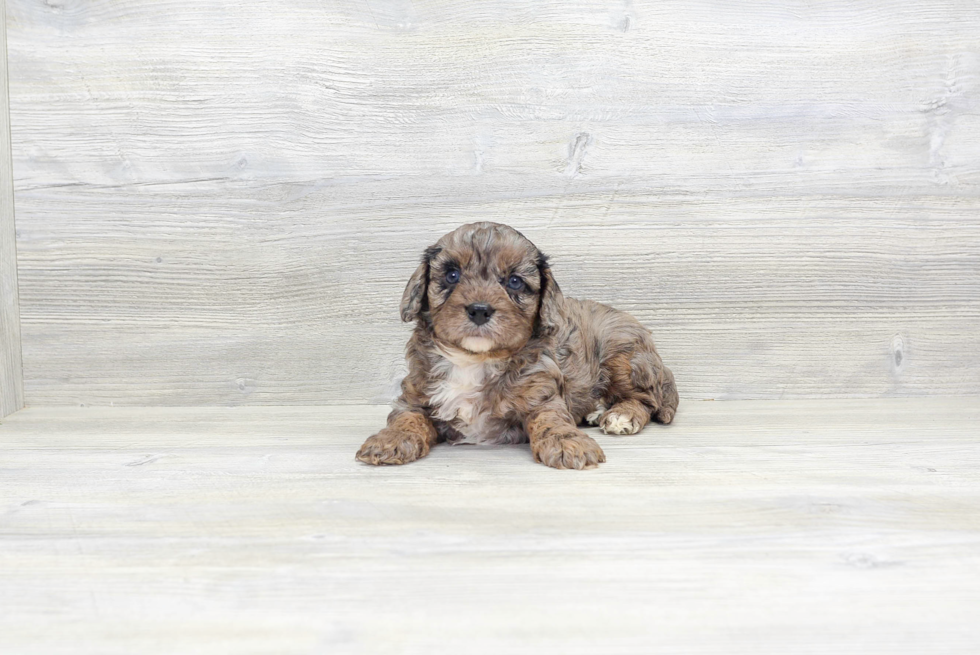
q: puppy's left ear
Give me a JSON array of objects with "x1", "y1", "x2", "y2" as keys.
[
  {"x1": 535, "y1": 253, "x2": 565, "y2": 337},
  {"x1": 400, "y1": 246, "x2": 439, "y2": 322}
]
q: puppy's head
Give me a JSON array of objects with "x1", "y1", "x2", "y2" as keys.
[{"x1": 400, "y1": 222, "x2": 563, "y2": 356}]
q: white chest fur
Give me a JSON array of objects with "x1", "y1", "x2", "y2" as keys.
[{"x1": 429, "y1": 350, "x2": 496, "y2": 444}]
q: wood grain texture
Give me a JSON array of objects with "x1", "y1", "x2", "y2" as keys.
[
  {"x1": 0, "y1": 0, "x2": 24, "y2": 418},
  {"x1": 6, "y1": 0, "x2": 980, "y2": 405},
  {"x1": 0, "y1": 399, "x2": 978, "y2": 654}
]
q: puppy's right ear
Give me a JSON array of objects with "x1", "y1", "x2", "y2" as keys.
[{"x1": 400, "y1": 246, "x2": 440, "y2": 322}]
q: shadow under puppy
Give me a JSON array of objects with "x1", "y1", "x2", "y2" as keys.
[{"x1": 357, "y1": 222, "x2": 678, "y2": 470}]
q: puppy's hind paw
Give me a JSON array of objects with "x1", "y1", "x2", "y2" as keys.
[
  {"x1": 654, "y1": 404, "x2": 676, "y2": 425},
  {"x1": 600, "y1": 412, "x2": 643, "y2": 435},
  {"x1": 584, "y1": 404, "x2": 607, "y2": 426}
]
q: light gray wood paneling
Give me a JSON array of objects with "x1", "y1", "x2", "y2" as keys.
[
  {"x1": 0, "y1": 0, "x2": 24, "y2": 418},
  {"x1": 6, "y1": 0, "x2": 980, "y2": 405},
  {"x1": 1, "y1": 399, "x2": 979, "y2": 653}
]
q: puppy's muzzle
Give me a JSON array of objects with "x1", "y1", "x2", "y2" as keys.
[{"x1": 466, "y1": 303, "x2": 495, "y2": 326}]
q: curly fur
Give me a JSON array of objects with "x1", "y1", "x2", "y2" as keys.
[{"x1": 356, "y1": 222, "x2": 678, "y2": 470}]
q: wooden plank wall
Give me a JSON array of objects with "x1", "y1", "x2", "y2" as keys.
[
  {"x1": 6, "y1": 0, "x2": 980, "y2": 406},
  {"x1": 0, "y1": 0, "x2": 24, "y2": 418}
]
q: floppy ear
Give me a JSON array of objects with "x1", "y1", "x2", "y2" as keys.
[
  {"x1": 535, "y1": 253, "x2": 564, "y2": 337},
  {"x1": 400, "y1": 246, "x2": 439, "y2": 322}
]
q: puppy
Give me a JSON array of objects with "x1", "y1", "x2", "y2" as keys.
[{"x1": 356, "y1": 222, "x2": 678, "y2": 469}]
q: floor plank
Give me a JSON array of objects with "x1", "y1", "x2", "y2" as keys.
[{"x1": 1, "y1": 399, "x2": 979, "y2": 654}]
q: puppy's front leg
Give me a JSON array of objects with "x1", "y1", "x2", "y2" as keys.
[
  {"x1": 356, "y1": 409, "x2": 437, "y2": 466},
  {"x1": 526, "y1": 401, "x2": 606, "y2": 470}
]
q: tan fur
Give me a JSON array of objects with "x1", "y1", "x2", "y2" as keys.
[{"x1": 356, "y1": 222, "x2": 679, "y2": 470}]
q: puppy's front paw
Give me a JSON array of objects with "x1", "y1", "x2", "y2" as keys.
[
  {"x1": 532, "y1": 429, "x2": 606, "y2": 470},
  {"x1": 356, "y1": 429, "x2": 429, "y2": 466}
]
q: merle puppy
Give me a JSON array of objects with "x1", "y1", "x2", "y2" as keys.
[{"x1": 357, "y1": 222, "x2": 678, "y2": 469}]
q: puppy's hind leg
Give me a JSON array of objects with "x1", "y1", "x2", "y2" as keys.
[
  {"x1": 602, "y1": 347, "x2": 679, "y2": 431},
  {"x1": 629, "y1": 349, "x2": 679, "y2": 425},
  {"x1": 651, "y1": 365, "x2": 678, "y2": 424}
]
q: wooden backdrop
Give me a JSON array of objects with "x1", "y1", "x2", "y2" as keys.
[
  {"x1": 1, "y1": 0, "x2": 23, "y2": 417},
  {"x1": 5, "y1": 0, "x2": 980, "y2": 406}
]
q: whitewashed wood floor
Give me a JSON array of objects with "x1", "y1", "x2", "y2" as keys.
[{"x1": 1, "y1": 399, "x2": 978, "y2": 655}]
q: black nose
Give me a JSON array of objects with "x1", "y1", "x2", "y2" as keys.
[{"x1": 466, "y1": 303, "x2": 495, "y2": 326}]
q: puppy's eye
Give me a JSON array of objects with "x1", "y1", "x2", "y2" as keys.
[
  {"x1": 445, "y1": 269, "x2": 460, "y2": 285},
  {"x1": 506, "y1": 275, "x2": 524, "y2": 291}
]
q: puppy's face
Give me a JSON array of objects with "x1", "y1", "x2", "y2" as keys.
[{"x1": 400, "y1": 223, "x2": 561, "y2": 356}]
